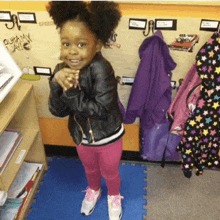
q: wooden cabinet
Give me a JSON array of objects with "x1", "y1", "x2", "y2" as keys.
[{"x1": 0, "y1": 82, "x2": 48, "y2": 219}]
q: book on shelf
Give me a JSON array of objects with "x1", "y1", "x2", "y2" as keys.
[
  {"x1": 8, "y1": 161, "x2": 43, "y2": 199},
  {"x1": 0, "y1": 41, "x2": 23, "y2": 103},
  {"x1": 14, "y1": 167, "x2": 41, "y2": 220},
  {"x1": 0, "y1": 161, "x2": 43, "y2": 220},
  {"x1": 0, "y1": 197, "x2": 23, "y2": 220},
  {"x1": 0, "y1": 73, "x2": 14, "y2": 90},
  {"x1": 0, "y1": 130, "x2": 23, "y2": 173}
]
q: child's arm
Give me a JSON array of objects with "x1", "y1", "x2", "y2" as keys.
[
  {"x1": 61, "y1": 60, "x2": 118, "y2": 120},
  {"x1": 48, "y1": 64, "x2": 79, "y2": 117}
]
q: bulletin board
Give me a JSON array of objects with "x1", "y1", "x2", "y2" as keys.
[{"x1": 0, "y1": 9, "x2": 218, "y2": 122}]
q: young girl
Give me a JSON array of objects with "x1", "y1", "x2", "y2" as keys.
[{"x1": 47, "y1": 2, "x2": 124, "y2": 219}]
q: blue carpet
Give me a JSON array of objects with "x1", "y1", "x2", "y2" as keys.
[{"x1": 27, "y1": 157, "x2": 147, "y2": 220}]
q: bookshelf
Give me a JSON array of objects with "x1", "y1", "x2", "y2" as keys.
[{"x1": 0, "y1": 82, "x2": 48, "y2": 219}]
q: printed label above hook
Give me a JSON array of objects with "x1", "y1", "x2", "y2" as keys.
[
  {"x1": 129, "y1": 18, "x2": 147, "y2": 30},
  {"x1": 0, "y1": 11, "x2": 12, "y2": 22},
  {"x1": 18, "y1": 12, "x2": 37, "y2": 23},
  {"x1": 33, "y1": 67, "x2": 52, "y2": 76},
  {"x1": 155, "y1": 19, "x2": 177, "y2": 31},
  {"x1": 200, "y1": 19, "x2": 220, "y2": 32}
]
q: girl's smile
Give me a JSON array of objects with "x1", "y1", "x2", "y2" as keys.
[
  {"x1": 60, "y1": 20, "x2": 102, "y2": 70},
  {"x1": 68, "y1": 59, "x2": 82, "y2": 68}
]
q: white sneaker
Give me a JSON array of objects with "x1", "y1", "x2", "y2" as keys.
[
  {"x1": 108, "y1": 194, "x2": 124, "y2": 220},
  {"x1": 80, "y1": 187, "x2": 101, "y2": 216}
]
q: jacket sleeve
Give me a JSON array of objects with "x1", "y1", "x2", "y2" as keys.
[
  {"x1": 60, "y1": 60, "x2": 118, "y2": 120},
  {"x1": 124, "y1": 53, "x2": 152, "y2": 124},
  {"x1": 48, "y1": 63, "x2": 72, "y2": 117}
]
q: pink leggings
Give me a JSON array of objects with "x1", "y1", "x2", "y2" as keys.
[{"x1": 76, "y1": 138, "x2": 123, "y2": 196}]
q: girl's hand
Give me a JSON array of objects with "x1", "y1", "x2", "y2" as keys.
[{"x1": 53, "y1": 68, "x2": 80, "y2": 91}]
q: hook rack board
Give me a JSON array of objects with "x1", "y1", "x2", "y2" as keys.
[{"x1": 0, "y1": 11, "x2": 217, "y2": 119}]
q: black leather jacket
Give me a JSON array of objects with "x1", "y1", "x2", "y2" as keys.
[{"x1": 48, "y1": 53, "x2": 124, "y2": 146}]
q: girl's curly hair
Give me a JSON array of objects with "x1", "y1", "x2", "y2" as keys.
[{"x1": 46, "y1": 1, "x2": 121, "y2": 47}]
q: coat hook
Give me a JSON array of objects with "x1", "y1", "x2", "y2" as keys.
[
  {"x1": 116, "y1": 76, "x2": 124, "y2": 85},
  {"x1": 143, "y1": 20, "x2": 155, "y2": 37},
  {"x1": 5, "y1": 14, "x2": 21, "y2": 30},
  {"x1": 106, "y1": 32, "x2": 121, "y2": 49}
]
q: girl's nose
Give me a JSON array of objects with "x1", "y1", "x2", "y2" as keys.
[{"x1": 69, "y1": 46, "x2": 78, "y2": 55}]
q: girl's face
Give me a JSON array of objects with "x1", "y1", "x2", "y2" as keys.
[{"x1": 60, "y1": 20, "x2": 102, "y2": 70}]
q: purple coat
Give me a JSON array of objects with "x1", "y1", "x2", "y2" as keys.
[
  {"x1": 124, "y1": 30, "x2": 181, "y2": 161},
  {"x1": 124, "y1": 30, "x2": 176, "y2": 129}
]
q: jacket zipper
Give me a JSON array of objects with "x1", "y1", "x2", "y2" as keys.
[
  {"x1": 74, "y1": 114, "x2": 83, "y2": 145},
  {"x1": 186, "y1": 83, "x2": 202, "y2": 105},
  {"x1": 87, "y1": 118, "x2": 95, "y2": 143}
]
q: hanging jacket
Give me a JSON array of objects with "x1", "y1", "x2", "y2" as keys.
[
  {"x1": 124, "y1": 30, "x2": 181, "y2": 162},
  {"x1": 167, "y1": 64, "x2": 202, "y2": 136},
  {"x1": 124, "y1": 30, "x2": 176, "y2": 130}
]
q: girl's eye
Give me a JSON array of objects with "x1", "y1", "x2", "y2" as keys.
[
  {"x1": 62, "y1": 43, "x2": 69, "y2": 47},
  {"x1": 78, "y1": 43, "x2": 86, "y2": 48}
]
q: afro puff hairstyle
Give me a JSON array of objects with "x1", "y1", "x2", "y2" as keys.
[{"x1": 46, "y1": 1, "x2": 121, "y2": 47}]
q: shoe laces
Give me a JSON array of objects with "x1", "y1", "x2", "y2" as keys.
[
  {"x1": 82, "y1": 187, "x2": 99, "y2": 203},
  {"x1": 109, "y1": 195, "x2": 124, "y2": 208}
]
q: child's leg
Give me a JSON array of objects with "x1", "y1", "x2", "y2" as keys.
[
  {"x1": 98, "y1": 138, "x2": 123, "y2": 195},
  {"x1": 76, "y1": 145, "x2": 101, "y2": 191}
]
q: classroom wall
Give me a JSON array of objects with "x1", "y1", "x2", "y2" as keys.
[{"x1": 1, "y1": 1, "x2": 220, "y2": 151}]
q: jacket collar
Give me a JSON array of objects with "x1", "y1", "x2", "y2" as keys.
[{"x1": 139, "y1": 30, "x2": 164, "y2": 59}]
